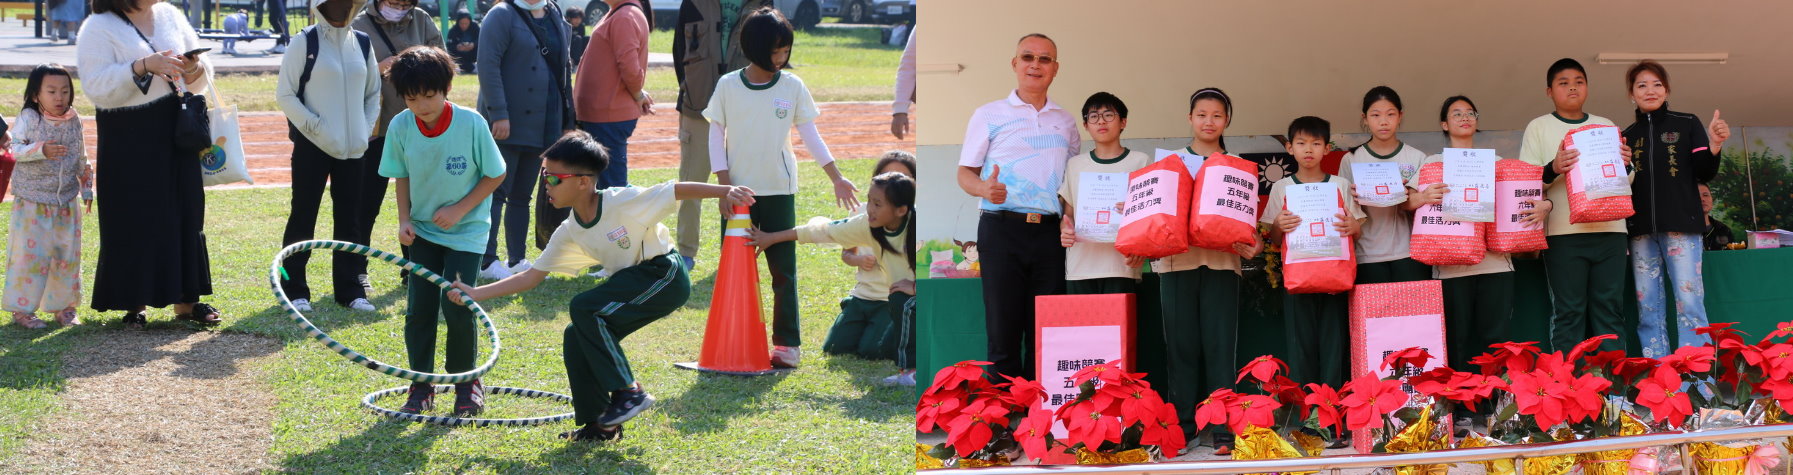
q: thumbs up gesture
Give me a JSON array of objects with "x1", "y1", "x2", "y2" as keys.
[
  {"x1": 983, "y1": 164, "x2": 1008, "y2": 204},
  {"x1": 1709, "y1": 109, "x2": 1730, "y2": 151}
]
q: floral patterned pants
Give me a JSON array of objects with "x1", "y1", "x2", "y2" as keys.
[
  {"x1": 1632, "y1": 232, "x2": 1708, "y2": 357},
  {"x1": 3, "y1": 199, "x2": 82, "y2": 314}
]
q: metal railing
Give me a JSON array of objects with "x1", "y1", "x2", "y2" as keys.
[{"x1": 931, "y1": 423, "x2": 1793, "y2": 474}]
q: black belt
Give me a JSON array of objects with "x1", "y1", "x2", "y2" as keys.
[{"x1": 982, "y1": 210, "x2": 1060, "y2": 224}]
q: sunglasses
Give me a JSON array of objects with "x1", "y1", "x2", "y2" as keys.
[
  {"x1": 541, "y1": 170, "x2": 592, "y2": 187},
  {"x1": 1017, "y1": 53, "x2": 1054, "y2": 65}
]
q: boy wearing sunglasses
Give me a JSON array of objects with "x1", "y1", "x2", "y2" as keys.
[{"x1": 452, "y1": 130, "x2": 753, "y2": 442}]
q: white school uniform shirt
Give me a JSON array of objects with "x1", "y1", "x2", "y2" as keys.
[
  {"x1": 534, "y1": 181, "x2": 680, "y2": 275},
  {"x1": 1339, "y1": 142, "x2": 1429, "y2": 263},
  {"x1": 702, "y1": 69, "x2": 821, "y2": 196},
  {"x1": 958, "y1": 90, "x2": 1081, "y2": 215}
]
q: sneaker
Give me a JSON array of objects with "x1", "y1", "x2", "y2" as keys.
[
  {"x1": 587, "y1": 265, "x2": 610, "y2": 279},
  {"x1": 290, "y1": 298, "x2": 313, "y2": 312},
  {"x1": 480, "y1": 261, "x2": 513, "y2": 280},
  {"x1": 596, "y1": 384, "x2": 655, "y2": 426},
  {"x1": 268, "y1": 43, "x2": 286, "y2": 54},
  {"x1": 881, "y1": 371, "x2": 916, "y2": 387},
  {"x1": 771, "y1": 346, "x2": 801, "y2": 369},
  {"x1": 399, "y1": 383, "x2": 434, "y2": 414},
  {"x1": 559, "y1": 424, "x2": 623, "y2": 442},
  {"x1": 346, "y1": 298, "x2": 375, "y2": 312},
  {"x1": 453, "y1": 379, "x2": 485, "y2": 417},
  {"x1": 681, "y1": 255, "x2": 696, "y2": 271},
  {"x1": 509, "y1": 259, "x2": 533, "y2": 274},
  {"x1": 55, "y1": 308, "x2": 81, "y2": 327}
]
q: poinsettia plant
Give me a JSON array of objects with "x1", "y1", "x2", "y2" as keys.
[
  {"x1": 1028, "y1": 361, "x2": 1186, "y2": 459},
  {"x1": 916, "y1": 360, "x2": 1038, "y2": 465},
  {"x1": 917, "y1": 360, "x2": 1184, "y2": 467}
]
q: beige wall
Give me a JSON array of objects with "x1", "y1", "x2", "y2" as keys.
[{"x1": 916, "y1": 0, "x2": 1793, "y2": 145}]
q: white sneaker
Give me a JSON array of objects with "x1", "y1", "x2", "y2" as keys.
[
  {"x1": 268, "y1": 44, "x2": 286, "y2": 54},
  {"x1": 509, "y1": 259, "x2": 533, "y2": 274},
  {"x1": 347, "y1": 298, "x2": 375, "y2": 312},
  {"x1": 587, "y1": 267, "x2": 611, "y2": 279},
  {"x1": 290, "y1": 299, "x2": 312, "y2": 312},
  {"x1": 771, "y1": 346, "x2": 801, "y2": 369},
  {"x1": 480, "y1": 261, "x2": 513, "y2": 280},
  {"x1": 881, "y1": 371, "x2": 916, "y2": 387}
]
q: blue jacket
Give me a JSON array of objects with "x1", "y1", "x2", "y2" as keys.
[{"x1": 476, "y1": 2, "x2": 574, "y2": 149}]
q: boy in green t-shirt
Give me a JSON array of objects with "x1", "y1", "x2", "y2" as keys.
[
  {"x1": 453, "y1": 131, "x2": 755, "y2": 442},
  {"x1": 380, "y1": 46, "x2": 508, "y2": 417}
]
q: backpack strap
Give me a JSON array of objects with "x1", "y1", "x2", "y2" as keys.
[
  {"x1": 356, "y1": 30, "x2": 373, "y2": 61},
  {"x1": 297, "y1": 26, "x2": 320, "y2": 102}
]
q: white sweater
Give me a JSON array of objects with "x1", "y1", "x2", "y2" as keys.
[
  {"x1": 274, "y1": 0, "x2": 381, "y2": 159},
  {"x1": 76, "y1": 3, "x2": 213, "y2": 110}
]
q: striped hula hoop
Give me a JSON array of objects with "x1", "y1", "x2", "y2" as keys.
[
  {"x1": 361, "y1": 384, "x2": 576, "y2": 427},
  {"x1": 270, "y1": 240, "x2": 501, "y2": 384}
]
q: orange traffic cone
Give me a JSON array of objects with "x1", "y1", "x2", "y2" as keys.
[{"x1": 675, "y1": 205, "x2": 786, "y2": 375}]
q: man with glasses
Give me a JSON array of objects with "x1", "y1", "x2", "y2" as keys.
[{"x1": 956, "y1": 33, "x2": 1081, "y2": 380}]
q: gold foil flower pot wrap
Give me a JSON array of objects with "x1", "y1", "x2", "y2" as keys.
[
  {"x1": 1579, "y1": 412, "x2": 1651, "y2": 475},
  {"x1": 1455, "y1": 431, "x2": 1516, "y2": 475},
  {"x1": 954, "y1": 455, "x2": 1012, "y2": 468},
  {"x1": 916, "y1": 444, "x2": 945, "y2": 470},
  {"x1": 1233, "y1": 425, "x2": 1315, "y2": 475},
  {"x1": 1074, "y1": 447, "x2": 1152, "y2": 465},
  {"x1": 1691, "y1": 442, "x2": 1783, "y2": 475},
  {"x1": 1290, "y1": 430, "x2": 1325, "y2": 458},
  {"x1": 1385, "y1": 407, "x2": 1451, "y2": 475}
]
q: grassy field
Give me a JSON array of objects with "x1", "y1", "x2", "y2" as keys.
[
  {"x1": 0, "y1": 158, "x2": 914, "y2": 472},
  {"x1": 0, "y1": 25, "x2": 903, "y2": 117}
]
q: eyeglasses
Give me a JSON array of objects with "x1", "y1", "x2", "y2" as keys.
[
  {"x1": 386, "y1": 0, "x2": 417, "y2": 6},
  {"x1": 1017, "y1": 53, "x2": 1055, "y2": 65},
  {"x1": 541, "y1": 170, "x2": 592, "y2": 187},
  {"x1": 1449, "y1": 111, "x2": 1479, "y2": 120},
  {"x1": 1084, "y1": 111, "x2": 1118, "y2": 123}
]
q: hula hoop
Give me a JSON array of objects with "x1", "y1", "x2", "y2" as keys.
[
  {"x1": 270, "y1": 240, "x2": 502, "y2": 384},
  {"x1": 361, "y1": 384, "x2": 576, "y2": 427}
]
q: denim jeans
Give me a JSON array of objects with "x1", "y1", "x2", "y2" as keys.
[
  {"x1": 1633, "y1": 232, "x2": 1709, "y2": 357},
  {"x1": 580, "y1": 119, "x2": 637, "y2": 190}
]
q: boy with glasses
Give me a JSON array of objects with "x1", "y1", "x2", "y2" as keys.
[
  {"x1": 1057, "y1": 92, "x2": 1149, "y2": 295},
  {"x1": 453, "y1": 130, "x2": 754, "y2": 442}
]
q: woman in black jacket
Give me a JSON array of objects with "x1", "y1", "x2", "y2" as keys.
[
  {"x1": 446, "y1": 11, "x2": 480, "y2": 72},
  {"x1": 1622, "y1": 60, "x2": 1731, "y2": 358}
]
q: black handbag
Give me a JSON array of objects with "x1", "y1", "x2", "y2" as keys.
[{"x1": 120, "y1": 13, "x2": 211, "y2": 153}]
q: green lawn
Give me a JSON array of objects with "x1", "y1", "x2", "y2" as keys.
[
  {"x1": 0, "y1": 25, "x2": 902, "y2": 117},
  {"x1": 0, "y1": 158, "x2": 914, "y2": 472}
]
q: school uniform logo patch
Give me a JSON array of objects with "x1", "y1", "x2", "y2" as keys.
[
  {"x1": 607, "y1": 226, "x2": 631, "y2": 249},
  {"x1": 445, "y1": 155, "x2": 469, "y2": 176},
  {"x1": 773, "y1": 98, "x2": 792, "y2": 119},
  {"x1": 1661, "y1": 132, "x2": 1681, "y2": 144}
]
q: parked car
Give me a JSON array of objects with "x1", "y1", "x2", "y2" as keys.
[
  {"x1": 561, "y1": 0, "x2": 684, "y2": 30},
  {"x1": 821, "y1": 0, "x2": 908, "y2": 24}
]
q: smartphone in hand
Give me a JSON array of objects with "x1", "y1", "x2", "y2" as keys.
[{"x1": 183, "y1": 47, "x2": 212, "y2": 58}]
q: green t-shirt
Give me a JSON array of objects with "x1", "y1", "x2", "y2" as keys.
[{"x1": 379, "y1": 103, "x2": 507, "y2": 254}]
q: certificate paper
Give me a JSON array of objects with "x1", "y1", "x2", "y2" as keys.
[
  {"x1": 1075, "y1": 172, "x2": 1127, "y2": 242},
  {"x1": 1156, "y1": 148, "x2": 1203, "y2": 175},
  {"x1": 1569, "y1": 127, "x2": 1630, "y2": 199},
  {"x1": 1441, "y1": 148, "x2": 1497, "y2": 222},
  {"x1": 1351, "y1": 162, "x2": 1406, "y2": 208},
  {"x1": 1285, "y1": 183, "x2": 1344, "y2": 260}
]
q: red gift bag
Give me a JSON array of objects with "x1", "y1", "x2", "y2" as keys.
[
  {"x1": 1347, "y1": 280, "x2": 1447, "y2": 453},
  {"x1": 1188, "y1": 154, "x2": 1261, "y2": 254},
  {"x1": 1114, "y1": 155, "x2": 1194, "y2": 259},
  {"x1": 1410, "y1": 162, "x2": 1486, "y2": 266},
  {"x1": 1488, "y1": 159, "x2": 1548, "y2": 253},
  {"x1": 1282, "y1": 183, "x2": 1356, "y2": 294},
  {"x1": 1560, "y1": 124, "x2": 1635, "y2": 224},
  {"x1": 0, "y1": 148, "x2": 13, "y2": 201}
]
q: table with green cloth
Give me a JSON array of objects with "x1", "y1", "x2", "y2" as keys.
[{"x1": 916, "y1": 247, "x2": 1793, "y2": 396}]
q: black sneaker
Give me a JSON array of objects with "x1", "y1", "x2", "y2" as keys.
[
  {"x1": 596, "y1": 384, "x2": 655, "y2": 426},
  {"x1": 453, "y1": 379, "x2": 485, "y2": 417},
  {"x1": 399, "y1": 383, "x2": 434, "y2": 414},
  {"x1": 559, "y1": 424, "x2": 623, "y2": 443}
]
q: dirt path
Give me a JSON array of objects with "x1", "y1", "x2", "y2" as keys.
[
  {"x1": 65, "y1": 102, "x2": 915, "y2": 188},
  {"x1": 4, "y1": 330, "x2": 282, "y2": 474}
]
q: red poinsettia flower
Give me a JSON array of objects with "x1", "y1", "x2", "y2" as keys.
[
  {"x1": 916, "y1": 387, "x2": 965, "y2": 433},
  {"x1": 1304, "y1": 383, "x2": 1345, "y2": 433},
  {"x1": 1566, "y1": 334, "x2": 1618, "y2": 363},
  {"x1": 1000, "y1": 374, "x2": 1047, "y2": 409},
  {"x1": 929, "y1": 360, "x2": 992, "y2": 394},
  {"x1": 1194, "y1": 389, "x2": 1237, "y2": 430},
  {"x1": 1695, "y1": 322, "x2": 1747, "y2": 345},
  {"x1": 1262, "y1": 375, "x2": 1310, "y2": 418},
  {"x1": 1012, "y1": 408, "x2": 1056, "y2": 462},
  {"x1": 1584, "y1": 350, "x2": 1627, "y2": 375},
  {"x1": 1612, "y1": 357, "x2": 1663, "y2": 382},
  {"x1": 1140, "y1": 402, "x2": 1188, "y2": 456},
  {"x1": 1071, "y1": 360, "x2": 1131, "y2": 387},
  {"x1": 1757, "y1": 343, "x2": 1793, "y2": 381},
  {"x1": 1487, "y1": 341, "x2": 1543, "y2": 373},
  {"x1": 1060, "y1": 397, "x2": 1125, "y2": 451},
  {"x1": 1380, "y1": 347, "x2": 1434, "y2": 373},
  {"x1": 1508, "y1": 371, "x2": 1569, "y2": 430},
  {"x1": 1759, "y1": 378, "x2": 1793, "y2": 412},
  {"x1": 1532, "y1": 351, "x2": 1576, "y2": 381},
  {"x1": 1237, "y1": 355, "x2": 1290, "y2": 384},
  {"x1": 1635, "y1": 366, "x2": 1693, "y2": 426},
  {"x1": 1225, "y1": 394, "x2": 1282, "y2": 434},
  {"x1": 1560, "y1": 373, "x2": 1612, "y2": 424},
  {"x1": 1764, "y1": 321, "x2": 1793, "y2": 344},
  {"x1": 1341, "y1": 374, "x2": 1408, "y2": 431},
  {"x1": 1447, "y1": 373, "x2": 1502, "y2": 410},
  {"x1": 1110, "y1": 381, "x2": 1166, "y2": 428},
  {"x1": 946, "y1": 398, "x2": 1012, "y2": 458},
  {"x1": 1661, "y1": 345, "x2": 1717, "y2": 373}
]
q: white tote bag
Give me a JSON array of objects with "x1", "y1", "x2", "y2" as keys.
[{"x1": 199, "y1": 87, "x2": 251, "y2": 187}]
